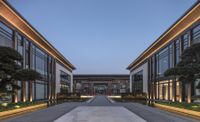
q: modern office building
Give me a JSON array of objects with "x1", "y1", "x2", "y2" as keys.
[
  {"x1": 74, "y1": 74, "x2": 129, "y2": 95},
  {"x1": 0, "y1": 0, "x2": 75, "y2": 103},
  {"x1": 127, "y1": 1, "x2": 200, "y2": 103}
]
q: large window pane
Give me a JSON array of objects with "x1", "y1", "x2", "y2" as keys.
[
  {"x1": 60, "y1": 71, "x2": 71, "y2": 93},
  {"x1": 175, "y1": 40, "x2": 180, "y2": 65},
  {"x1": 157, "y1": 47, "x2": 169, "y2": 77},
  {"x1": 25, "y1": 39, "x2": 30, "y2": 69},
  {"x1": 169, "y1": 44, "x2": 173, "y2": 68},
  {"x1": 192, "y1": 24, "x2": 200, "y2": 44},
  {"x1": 182, "y1": 33, "x2": 189, "y2": 50},
  {"x1": 25, "y1": 81, "x2": 29, "y2": 101},
  {"x1": 32, "y1": 82, "x2": 35, "y2": 100},
  {"x1": 133, "y1": 70, "x2": 143, "y2": 93},
  {"x1": 35, "y1": 47, "x2": 48, "y2": 80},
  {"x1": 0, "y1": 22, "x2": 13, "y2": 47},
  {"x1": 17, "y1": 81, "x2": 22, "y2": 102},
  {"x1": 35, "y1": 81, "x2": 45, "y2": 100}
]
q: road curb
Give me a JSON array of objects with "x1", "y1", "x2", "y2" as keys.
[{"x1": 154, "y1": 103, "x2": 200, "y2": 119}]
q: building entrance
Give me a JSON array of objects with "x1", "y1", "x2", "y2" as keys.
[{"x1": 94, "y1": 83, "x2": 108, "y2": 95}]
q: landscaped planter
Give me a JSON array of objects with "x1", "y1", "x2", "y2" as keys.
[
  {"x1": 154, "y1": 103, "x2": 200, "y2": 118},
  {"x1": 0, "y1": 103, "x2": 47, "y2": 119}
]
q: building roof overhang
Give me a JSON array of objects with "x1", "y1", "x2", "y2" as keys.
[
  {"x1": 0, "y1": 0, "x2": 76, "y2": 71},
  {"x1": 127, "y1": 1, "x2": 200, "y2": 71}
]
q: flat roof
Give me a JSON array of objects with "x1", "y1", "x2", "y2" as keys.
[{"x1": 74, "y1": 74, "x2": 129, "y2": 80}]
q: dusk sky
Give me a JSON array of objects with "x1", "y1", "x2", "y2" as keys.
[{"x1": 8, "y1": 0, "x2": 196, "y2": 74}]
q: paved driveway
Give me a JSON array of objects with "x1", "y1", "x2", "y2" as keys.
[{"x1": 3, "y1": 96, "x2": 199, "y2": 122}]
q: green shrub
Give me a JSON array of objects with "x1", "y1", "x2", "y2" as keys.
[{"x1": 0, "y1": 101, "x2": 44, "y2": 112}]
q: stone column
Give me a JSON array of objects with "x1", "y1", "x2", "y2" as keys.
[
  {"x1": 90, "y1": 83, "x2": 94, "y2": 95},
  {"x1": 172, "y1": 79, "x2": 176, "y2": 102},
  {"x1": 179, "y1": 82, "x2": 182, "y2": 102},
  {"x1": 29, "y1": 81, "x2": 33, "y2": 102},
  {"x1": 187, "y1": 83, "x2": 191, "y2": 103},
  {"x1": 108, "y1": 82, "x2": 112, "y2": 95}
]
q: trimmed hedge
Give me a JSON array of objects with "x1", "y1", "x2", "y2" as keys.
[
  {"x1": 111, "y1": 93, "x2": 147, "y2": 104},
  {"x1": 0, "y1": 101, "x2": 44, "y2": 112}
]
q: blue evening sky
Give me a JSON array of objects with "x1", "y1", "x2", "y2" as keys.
[{"x1": 8, "y1": 0, "x2": 196, "y2": 74}]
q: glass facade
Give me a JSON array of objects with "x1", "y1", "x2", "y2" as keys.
[
  {"x1": 175, "y1": 39, "x2": 180, "y2": 65},
  {"x1": 34, "y1": 47, "x2": 48, "y2": 80},
  {"x1": 0, "y1": 22, "x2": 13, "y2": 47},
  {"x1": 192, "y1": 24, "x2": 200, "y2": 44},
  {"x1": 157, "y1": 47, "x2": 169, "y2": 77},
  {"x1": 182, "y1": 33, "x2": 189, "y2": 50},
  {"x1": 25, "y1": 39, "x2": 30, "y2": 69},
  {"x1": 25, "y1": 81, "x2": 29, "y2": 101},
  {"x1": 132, "y1": 70, "x2": 143, "y2": 93},
  {"x1": 150, "y1": 24, "x2": 200, "y2": 102},
  {"x1": 156, "y1": 45, "x2": 173, "y2": 77},
  {"x1": 0, "y1": 20, "x2": 62, "y2": 103},
  {"x1": 60, "y1": 71, "x2": 71, "y2": 94},
  {"x1": 35, "y1": 80, "x2": 47, "y2": 100}
]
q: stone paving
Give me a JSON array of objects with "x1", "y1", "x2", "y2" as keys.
[
  {"x1": 2, "y1": 96, "x2": 200, "y2": 122},
  {"x1": 54, "y1": 106, "x2": 146, "y2": 122}
]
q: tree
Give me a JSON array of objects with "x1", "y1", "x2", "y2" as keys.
[
  {"x1": 164, "y1": 43, "x2": 200, "y2": 89},
  {"x1": 0, "y1": 46, "x2": 40, "y2": 96}
]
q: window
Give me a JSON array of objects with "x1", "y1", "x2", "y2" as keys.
[
  {"x1": 133, "y1": 70, "x2": 143, "y2": 93},
  {"x1": 35, "y1": 48, "x2": 48, "y2": 80},
  {"x1": 35, "y1": 80, "x2": 47, "y2": 100},
  {"x1": 150, "y1": 56, "x2": 155, "y2": 80},
  {"x1": 192, "y1": 24, "x2": 200, "y2": 44},
  {"x1": 17, "y1": 34, "x2": 24, "y2": 67},
  {"x1": 48, "y1": 56, "x2": 54, "y2": 81},
  {"x1": 169, "y1": 44, "x2": 173, "y2": 68},
  {"x1": 60, "y1": 71, "x2": 71, "y2": 93},
  {"x1": 35, "y1": 82, "x2": 45, "y2": 100},
  {"x1": 0, "y1": 22, "x2": 13, "y2": 47},
  {"x1": 157, "y1": 47, "x2": 169, "y2": 77},
  {"x1": 17, "y1": 34, "x2": 23, "y2": 55},
  {"x1": 25, "y1": 39, "x2": 30, "y2": 69},
  {"x1": 25, "y1": 81, "x2": 29, "y2": 101},
  {"x1": 31, "y1": 44, "x2": 36, "y2": 70},
  {"x1": 182, "y1": 33, "x2": 189, "y2": 50},
  {"x1": 32, "y1": 82, "x2": 35, "y2": 100},
  {"x1": 60, "y1": 71, "x2": 71, "y2": 83},
  {"x1": 17, "y1": 81, "x2": 22, "y2": 102},
  {"x1": 175, "y1": 39, "x2": 180, "y2": 65}
]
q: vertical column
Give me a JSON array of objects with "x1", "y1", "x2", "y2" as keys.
[
  {"x1": 129, "y1": 74, "x2": 132, "y2": 93},
  {"x1": 90, "y1": 83, "x2": 94, "y2": 95},
  {"x1": 52, "y1": 58, "x2": 56, "y2": 103},
  {"x1": 29, "y1": 81, "x2": 33, "y2": 102},
  {"x1": 179, "y1": 82, "x2": 182, "y2": 102},
  {"x1": 168, "y1": 81, "x2": 170, "y2": 100},
  {"x1": 172, "y1": 80, "x2": 175, "y2": 101},
  {"x1": 158, "y1": 82, "x2": 160, "y2": 100},
  {"x1": 187, "y1": 83, "x2": 191, "y2": 103},
  {"x1": 108, "y1": 82, "x2": 112, "y2": 95},
  {"x1": 70, "y1": 74, "x2": 73, "y2": 93},
  {"x1": 13, "y1": 31, "x2": 18, "y2": 103}
]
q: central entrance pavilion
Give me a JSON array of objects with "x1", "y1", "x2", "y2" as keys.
[{"x1": 73, "y1": 74, "x2": 129, "y2": 95}]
